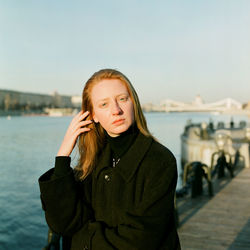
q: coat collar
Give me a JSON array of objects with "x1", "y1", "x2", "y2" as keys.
[{"x1": 93, "y1": 132, "x2": 153, "y2": 182}]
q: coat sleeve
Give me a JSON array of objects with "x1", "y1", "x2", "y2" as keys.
[
  {"x1": 87, "y1": 157, "x2": 180, "y2": 250},
  {"x1": 38, "y1": 157, "x2": 94, "y2": 237}
]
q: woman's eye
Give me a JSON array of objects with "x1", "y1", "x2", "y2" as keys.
[
  {"x1": 119, "y1": 96, "x2": 128, "y2": 102},
  {"x1": 100, "y1": 102, "x2": 107, "y2": 108}
]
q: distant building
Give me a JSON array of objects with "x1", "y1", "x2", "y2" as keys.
[
  {"x1": 192, "y1": 95, "x2": 204, "y2": 106},
  {"x1": 243, "y1": 101, "x2": 250, "y2": 110},
  {"x1": 0, "y1": 89, "x2": 73, "y2": 112},
  {"x1": 71, "y1": 95, "x2": 82, "y2": 108}
]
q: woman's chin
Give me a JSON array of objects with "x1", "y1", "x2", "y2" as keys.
[{"x1": 108, "y1": 125, "x2": 130, "y2": 137}]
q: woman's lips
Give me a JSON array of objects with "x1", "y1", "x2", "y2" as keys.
[{"x1": 112, "y1": 119, "x2": 125, "y2": 125}]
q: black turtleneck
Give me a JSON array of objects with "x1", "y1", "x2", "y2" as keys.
[
  {"x1": 105, "y1": 124, "x2": 139, "y2": 160},
  {"x1": 52, "y1": 124, "x2": 139, "y2": 179}
]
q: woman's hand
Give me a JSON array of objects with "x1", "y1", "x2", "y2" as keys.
[{"x1": 57, "y1": 110, "x2": 92, "y2": 156}]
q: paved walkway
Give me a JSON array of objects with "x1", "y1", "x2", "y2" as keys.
[{"x1": 177, "y1": 168, "x2": 250, "y2": 250}]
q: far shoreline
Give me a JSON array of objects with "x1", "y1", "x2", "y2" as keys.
[{"x1": 1, "y1": 109, "x2": 250, "y2": 118}]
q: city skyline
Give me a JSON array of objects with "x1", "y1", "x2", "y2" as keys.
[
  {"x1": 1, "y1": 87, "x2": 249, "y2": 108},
  {"x1": 1, "y1": 1, "x2": 250, "y2": 104}
]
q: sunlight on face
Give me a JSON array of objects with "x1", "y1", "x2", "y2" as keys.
[{"x1": 91, "y1": 79, "x2": 134, "y2": 137}]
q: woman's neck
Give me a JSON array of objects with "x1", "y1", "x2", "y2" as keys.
[{"x1": 105, "y1": 124, "x2": 139, "y2": 159}]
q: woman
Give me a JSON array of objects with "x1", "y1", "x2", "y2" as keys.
[{"x1": 39, "y1": 69, "x2": 180, "y2": 250}]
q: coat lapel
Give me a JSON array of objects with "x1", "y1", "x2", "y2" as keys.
[
  {"x1": 116, "y1": 133, "x2": 153, "y2": 182},
  {"x1": 93, "y1": 132, "x2": 153, "y2": 182},
  {"x1": 93, "y1": 142, "x2": 112, "y2": 179}
]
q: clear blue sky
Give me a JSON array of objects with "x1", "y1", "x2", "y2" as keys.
[{"x1": 1, "y1": 0, "x2": 250, "y2": 104}]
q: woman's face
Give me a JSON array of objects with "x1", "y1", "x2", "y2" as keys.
[{"x1": 91, "y1": 79, "x2": 135, "y2": 137}]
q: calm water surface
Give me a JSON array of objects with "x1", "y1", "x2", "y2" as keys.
[{"x1": 0, "y1": 112, "x2": 248, "y2": 249}]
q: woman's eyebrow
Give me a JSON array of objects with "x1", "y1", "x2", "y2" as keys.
[
  {"x1": 117, "y1": 92, "x2": 128, "y2": 96},
  {"x1": 96, "y1": 97, "x2": 109, "y2": 102},
  {"x1": 97, "y1": 93, "x2": 128, "y2": 102},
  {"x1": 116, "y1": 93, "x2": 129, "y2": 97}
]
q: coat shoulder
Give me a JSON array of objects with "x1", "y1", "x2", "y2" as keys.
[
  {"x1": 137, "y1": 137, "x2": 177, "y2": 184},
  {"x1": 146, "y1": 138, "x2": 176, "y2": 166}
]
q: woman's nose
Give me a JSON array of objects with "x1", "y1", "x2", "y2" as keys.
[{"x1": 111, "y1": 101, "x2": 122, "y2": 115}]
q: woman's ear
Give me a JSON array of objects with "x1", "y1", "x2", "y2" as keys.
[{"x1": 93, "y1": 113, "x2": 99, "y2": 123}]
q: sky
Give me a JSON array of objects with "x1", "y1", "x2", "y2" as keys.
[{"x1": 1, "y1": 0, "x2": 250, "y2": 104}]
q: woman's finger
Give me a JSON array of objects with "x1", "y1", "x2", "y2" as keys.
[
  {"x1": 71, "y1": 119, "x2": 92, "y2": 133},
  {"x1": 75, "y1": 127, "x2": 91, "y2": 137},
  {"x1": 68, "y1": 111, "x2": 83, "y2": 127},
  {"x1": 73, "y1": 110, "x2": 84, "y2": 120},
  {"x1": 70, "y1": 110, "x2": 89, "y2": 128},
  {"x1": 78, "y1": 120, "x2": 92, "y2": 129},
  {"x1": 78, "y1": 110, "x2": 90, "y2": 122}
]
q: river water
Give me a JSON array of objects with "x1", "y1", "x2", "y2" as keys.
[{"x1": 0, "y1": 112, "x2": 248, "y2": 250}]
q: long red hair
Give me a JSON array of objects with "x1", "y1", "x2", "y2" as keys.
[{"x1": 75, "y1": 69, "x2": 152, "y2": 179}]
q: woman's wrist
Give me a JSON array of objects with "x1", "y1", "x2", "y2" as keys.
[
  {"x1": 57, "y1": 148, "x2": 70, "y2": 157},
  {"x1": 54, "y1": 156, "x2": 72, "y2": 178}
]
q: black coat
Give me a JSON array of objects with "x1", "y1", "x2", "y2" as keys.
[{"x1": 39, "y1": 132, "x2": 180, "y2": 250}]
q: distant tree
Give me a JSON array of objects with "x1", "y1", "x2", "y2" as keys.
[
  {"x1": 52, "y1": 91, "x2": 62, "y2": 108},
  {"x1": 12, "y1": 98, "x2": 18, "y2": 110},
  {"x1": 0, "y1": 99, "x2": 4, "y2": 109},
  {"x1": 4, "y1": 94, "x2": 11, "y2": 111}
]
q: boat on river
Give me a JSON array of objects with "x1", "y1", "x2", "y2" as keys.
[{"x1": 180, "y1": 119, "x2": 250, "y2": 170}]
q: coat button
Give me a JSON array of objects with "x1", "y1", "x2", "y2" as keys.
[{"x1": 104, "y1": 174, "x2": 111, "y2": 182}]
